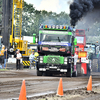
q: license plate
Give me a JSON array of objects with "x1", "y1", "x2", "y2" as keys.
[{"x1": 49, "y1": 66, "x2": 57, "y2": 69}]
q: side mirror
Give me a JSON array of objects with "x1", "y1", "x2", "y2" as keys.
[
  {"x1": 33, "y1": 33, "x2": 36, "y2": 43},
  {"x1": 74, "y1": 38, "x2": 77, "y2": 45}
]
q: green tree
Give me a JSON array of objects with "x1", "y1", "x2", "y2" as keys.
[
  {"x1": 22, "y1": 1, "x2": 35, "y2": 36},
  {"x1": 22, "y1": 1, "x2": 70, "y2": 36},
  {"x1": 0, "y1": 1, "x2": 2, "y2": 23}
]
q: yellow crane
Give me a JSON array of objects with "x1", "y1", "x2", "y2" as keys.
[
  {"x1": 0, "y1": 0, "x2": 39, "y2": 67},
  {"x1": 0, "y1": 0, "x2": 33, "y2": 67},
  {"x1": 9, "y1": 0, "x2": 32, "y2": 56}
]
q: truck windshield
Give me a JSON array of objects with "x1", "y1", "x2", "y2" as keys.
[{"x1": 39, "y1": 33, "x2": 71, "y2": 43}]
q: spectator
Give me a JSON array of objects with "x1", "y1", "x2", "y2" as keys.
[
  {"x1": 4, "y1": 48, "x2": 8, "y2": 68},
  {"x1": 29, "y1": 51, "x2": 36, "y2": 69},
  {"x1": 0, "y1": 64, "x2": 2, "y2": 69},
  {"x1": 16, "y1": 50, "x2": 22, "y2": 70}
]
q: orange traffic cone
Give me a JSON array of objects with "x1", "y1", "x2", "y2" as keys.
[
  {"x1": 19, "y1": 79, "x2": 27, "y2": 100},
  {"x1": 87, "y1": 75, "x2": 92, "y2": 91},
  {"x1": 57, "y1": 78, "x2": 63, "y2": 96}
]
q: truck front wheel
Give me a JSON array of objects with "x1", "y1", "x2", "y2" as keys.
[
  {"x1": 37, "y1": 70, "x2": 43, "y2": 76},
  {"x1": 66, "y1": 68, "x2": 72, "y2": 77},
  {"x1": 72, "y1": 70, "x2": 77, "y2": 77}
]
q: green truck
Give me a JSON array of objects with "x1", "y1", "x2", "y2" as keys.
[{"x1": 34, "y1": 25, "x2": 77, "y2": 77}]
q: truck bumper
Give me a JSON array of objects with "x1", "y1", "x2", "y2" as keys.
[{"x1": 37, "y1": 63, "x2": 71, "y2": 73}]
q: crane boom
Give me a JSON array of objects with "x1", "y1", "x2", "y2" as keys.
[{"x1": 10, "y1": 0, "x2": 23, "y2": 46}]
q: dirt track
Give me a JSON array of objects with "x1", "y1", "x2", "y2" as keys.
[{"x1": 0, "y1": 69, "x2": 100, "y2": 100}]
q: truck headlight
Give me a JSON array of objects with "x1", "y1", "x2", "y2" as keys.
[
  {"x1": 60, "y1": 25, "x2": 63, "y2": 29},
  {"x1": 56, "y1": 25, "x2": 59, "y2": 29},
  {"x1": 64, "y1": 57, "x2": 67, "y2": 61},
  {"x1": 40, "y1": 56, "x2": 43, "y2": 63},
  {"x1": 52, "y1": 25, "x2": 55, "y2": 29},
  {"x1": 40, "y1": 61, "x2": 43, "y2": 63},
  {"x1": 48, "y1": 25, "x2": 51, "y2": 28},
  {"x1": 64, "y1": 62, "x2": 67, "y2": 64},
  {"x1": 40, "y1": 56, "x2": 43, "y2": 61},
  {"x1": 64, "y1": 57, "x2": 67, "y2": 64},
  {"x1": 69, "y1": 59, "x2": 71, "y2": 63}
]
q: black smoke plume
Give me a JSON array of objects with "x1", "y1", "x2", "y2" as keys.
[{"x1": 69, "y1": 0, "x2": 100, "y2": 26}]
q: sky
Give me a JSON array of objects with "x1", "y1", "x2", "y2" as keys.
[{"x1": 24, "y1": 0, "x2": 73, "y2": 14}]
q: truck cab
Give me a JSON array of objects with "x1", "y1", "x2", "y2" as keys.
[{"x1": 36, "y1": 25, "x2": 77, "y2": 77}]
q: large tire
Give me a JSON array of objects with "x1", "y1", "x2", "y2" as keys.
[
  {"x1": 37, "y1": 70, "x2": 43, "y2": 76},
  {"x1": 72, "y1": 70, "x2": 77, "y2": 77},
  {"x1": 66, "y1": 68, "x2": 72, "y2": 77}
]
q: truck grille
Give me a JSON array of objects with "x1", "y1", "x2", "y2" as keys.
[{"x1": 47, "y1": 57, "x2": 60, "y2": 64}]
